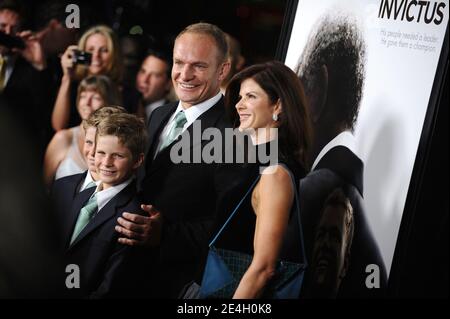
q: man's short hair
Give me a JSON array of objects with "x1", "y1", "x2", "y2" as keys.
[
  {"x1": 96, "y1": 113, "x2": 147, "y2": 160},
  {"x1": 0, "y1": 0, "x2": 26, "y2": 26},
  {"x1": 33, "y1": 0, "x2": 69, "y2": 30},
  {"x1": 296, "y1": 14, "x2": 366, "y2": 131},
  {"x1": 176, "y1": 22, "x2": 228, "y2": 64},
  {"x1": 146, "y1": 48, "x2": 172, "y2": 79}
]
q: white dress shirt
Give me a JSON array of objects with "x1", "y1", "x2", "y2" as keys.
[
  {"x1": 311, "y1": 131, "x2": 362, "y2": 171},
  {"x1": 93, "y1": 177, "x2": 134, "y2": 212},
  {"x1": 79, "y1": 171, "x2": 99, "y2": 193},
  {"x1": 155, "y1": 92, "x2": 223, "y2": 155}
]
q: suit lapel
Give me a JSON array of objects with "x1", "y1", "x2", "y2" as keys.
[
  {"x1": 68, "y1": 182, "x2": 135, "y2": 250},
  {"x1": 315, "y1": 145, "x2": 364, "y2": 196},
  {"x1": 146, "y1": 97, "x2": 225, "y2": 175},
  {"x1": 146, "y1": 102, "x2": 178, "y2": 161},
  {"x1": 75, "y1": 171, "x2": 89, "y2": 193},
  {"x1": 184, "y1": 96, "x2": 225, "y2": 150},
  {"x1": 64, "y1": 187, "x2": 95, "y2": 249}
]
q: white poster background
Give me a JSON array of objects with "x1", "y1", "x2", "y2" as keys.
[{"x1": 285, "y1": 0, "x2": 448, "y2": 273}]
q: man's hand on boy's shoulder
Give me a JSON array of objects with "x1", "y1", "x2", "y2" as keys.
[{"x1": 115, "y1": 204, "x2": 162, "y2": 247}]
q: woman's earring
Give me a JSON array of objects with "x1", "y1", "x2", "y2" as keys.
[{"x1": 272, "y1": 113, "x2": 278, "y2": 121}]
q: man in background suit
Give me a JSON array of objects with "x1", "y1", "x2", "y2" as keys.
[
  {"x1": 296, "y1": 13, "x2": 387, "y2": 298},
  {"x1": 0, "y1": 0, "x2": 53, "y2": 158},
  {"x1": 135, "y1": 48, "x2": 173, "y2": 121},
  {"x1": 115, "y1": 22, "x2": 231, "y2": 297}
]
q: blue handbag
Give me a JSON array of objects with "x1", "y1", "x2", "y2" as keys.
[{"x1": 199, "y1": 167, "x2": 307, "y2": 299}]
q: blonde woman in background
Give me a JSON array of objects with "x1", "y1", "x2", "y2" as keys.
[{"x1": 51, "y1": 25, "x2": 122, "y2": 131}]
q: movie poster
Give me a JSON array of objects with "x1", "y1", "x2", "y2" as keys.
[{"x1": 284, "y1": 0, "x2": 448, "y2": 297}]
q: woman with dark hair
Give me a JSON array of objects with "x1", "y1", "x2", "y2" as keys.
[
  {"x1": 225, "y1": 61, "x2": 311, "y2": 170},
  {"x1": 207, "y1": 60, "x2": 312, "y2": 298}
]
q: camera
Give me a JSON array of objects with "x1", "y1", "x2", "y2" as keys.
[
  {"x1": 0, "y1": 31, "x2": 25, "y2": 50},
  {"x1": 72, "y1": 49, "x2": 92, "y2": 66}
]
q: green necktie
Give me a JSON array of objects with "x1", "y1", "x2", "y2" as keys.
[
  {"x1": 70, "y1": 193, "x2": 98, "y2": 245},
  {"x1": 85, "y1": 181, "x2": 96, "y2": 189},
  {"x1": 158, "y1": 111, "x2": 187, "y2": 153}
]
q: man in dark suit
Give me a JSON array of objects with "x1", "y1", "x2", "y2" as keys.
[
  {"x1": 0, "y1": 0, "x2": 53, "y2": 157},
  {"x1": 295, "y1": 13, "x2": 387, "y2": 298},
  {"x1": 115, "y1": 23, "x2": 231, "y2": 297}
]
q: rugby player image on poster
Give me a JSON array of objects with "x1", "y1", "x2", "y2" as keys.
[{"x1": 281, "y1": 0, "x2": 448, "y2": 298}]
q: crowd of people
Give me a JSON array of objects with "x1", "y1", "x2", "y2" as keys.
[{"x1": 0, "y1": 0, "x2": 386, "y2": 299}]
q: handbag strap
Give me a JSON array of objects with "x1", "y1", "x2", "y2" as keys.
[
  {"x1": 279, "y1": 163, "x2": 307, "y2": 267},
  {"x1": 210, "y1": 163, "x2": 308, "y2": 267},
  {"x1": 209, "y1": 175, "x2": 261, "y2": 247}
]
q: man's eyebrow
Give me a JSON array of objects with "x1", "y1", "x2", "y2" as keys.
[{"x1": 193, "y1": 61, "x2": 208, "y2": 66}]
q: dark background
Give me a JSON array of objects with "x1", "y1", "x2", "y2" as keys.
[
  {"x1": 22, "y1": 0, "x2": 287, "y2": 66},
  {"x1": 388, "y1": 50, "x2": 448, "y2": 298}
]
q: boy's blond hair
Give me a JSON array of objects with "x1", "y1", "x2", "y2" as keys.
[
  {"x1": 96, "y1": 113, "x2": 147, "y2": 160},
  {"x1": 82, "y1": 105, "x2": 126, "y2": 131}
]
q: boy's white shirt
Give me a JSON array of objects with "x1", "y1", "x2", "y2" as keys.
[
  {"x1": 79, "y1": 170, "x2": 99, "y2": 192},
  {"x1": 93, "y1": 176, "x2": 134, "y2": 212}
]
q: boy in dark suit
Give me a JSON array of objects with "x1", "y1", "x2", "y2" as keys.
[{"x1": 54, "y1": 112, "x2": 149, "y2": 298}]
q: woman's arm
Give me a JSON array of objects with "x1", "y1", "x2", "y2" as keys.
[
  {"x1": 51, "y1": 45, "x2": 78, "y2": 131},
  {"x1": 43, "y1": 130, "x2": 71, "y2": 188},
  {"x1": 233, "y1": 165, "x2": 294, "y2": 299}
]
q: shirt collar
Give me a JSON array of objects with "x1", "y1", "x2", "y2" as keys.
[
  {"x1": 93, "y1": 177, "x2": 134, "y2": 212},
  {"x1": 311, "y1": 131, "x2": 360, "y2": 171},
  {"x1": 79, "y1": 171, "x2": 98, "y2": 192},
  {"x1": 174, "y1": 91, "x2": 222, "y2": 128}
]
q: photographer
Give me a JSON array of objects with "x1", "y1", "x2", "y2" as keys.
[
  {"x1": 51, "y1": 25, "x2": 123, "y2": 131},
  {"x1": 0, "y1": 0, "x2": 52, "y2": 159},
  {"x1": 0, "y1": 0, "x2": 47, "y2": 71}
]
